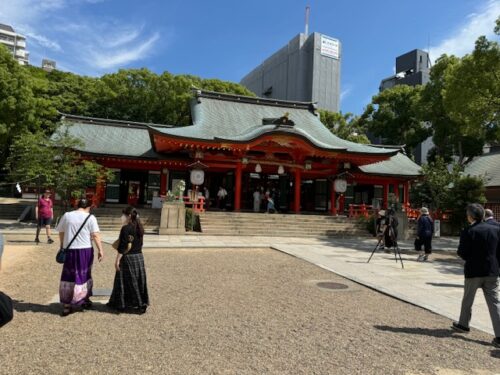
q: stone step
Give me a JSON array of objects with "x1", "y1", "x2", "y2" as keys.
[{"x1": 198, "y1": 211, "x2": 368, "y2": 237}]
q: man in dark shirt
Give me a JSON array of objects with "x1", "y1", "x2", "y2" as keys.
[
  {"x1": 452, "y1": 204, "x2": 500, "y2": 348},
  {"x1": 485, "y1": 209, "x2": 499, "y2": 226}
]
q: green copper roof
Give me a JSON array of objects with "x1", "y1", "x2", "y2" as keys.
[
  {"x1": 464, "y1": 152, "x2": 500, "y2": 187},
  {"x1": 359, "y1": 152, "x2": 421, "y2": 177},
  {"x1": 59, "y1": 117, "x2": 159, "y2": 158},
  {"x1": 150, "y1": 91, "x2": 397, "y2": 156}
]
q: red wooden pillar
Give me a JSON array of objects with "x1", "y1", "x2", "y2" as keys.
[
  {"x1": 234, "y1": 162, "x2": 242, "y2": 211},
  {"x1": 405, "y1": 181, "x2": 411, "y2": 207},
  {"x1": 339, "y1": 194, "x2": 345, "y2": 213},
  {"x1": 383, "y1": 183, "x2": 388, "y2": 209},
  {"x1": 294, "y1": 169, "x2": 301, "y2": 213},
  {"x1": 160, "y1": 168, "x2": 168, "y2": 196},
  {"x1": 330, "y1": 181, "x2": 337, "y2": 215}
]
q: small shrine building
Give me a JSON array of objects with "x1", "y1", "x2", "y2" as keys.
[{"x1": 60, "y1": 89, "x2": 421, "y2": 214}]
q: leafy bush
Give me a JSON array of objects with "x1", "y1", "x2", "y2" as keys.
[
  {"x1": 185, "y1": 208, "x2": 201, "y2": 232},
  {"x1": 357, "y1": 214, "x2": 377, "y2": 236}
]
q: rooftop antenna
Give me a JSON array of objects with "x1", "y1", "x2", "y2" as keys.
[{"x1": 305, "y1": 5, "x2": 310, "y2": 36}]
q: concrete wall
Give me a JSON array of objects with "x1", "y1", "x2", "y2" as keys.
[{"x1": 240, "y1": 32, "x2": 341, "y2": 112}]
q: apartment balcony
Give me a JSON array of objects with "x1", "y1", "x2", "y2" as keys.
[
  {"x1": 16, "y1": 40, "x2": 26, "y2": 48},
  {"x1": 0, "y1": 36, "x2": 15, "y2": 45},
  {"x1": 15, "y1": 49, "x2": 26, "y2": 58}
]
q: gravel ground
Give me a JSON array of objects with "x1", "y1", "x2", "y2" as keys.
[{"x1": 0, "y1": 233, "x2": 499, "y2": 375}]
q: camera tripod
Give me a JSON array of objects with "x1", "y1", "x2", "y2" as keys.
[{"x1": 367, "y1": 225, "x2": 404, "y2": 269}]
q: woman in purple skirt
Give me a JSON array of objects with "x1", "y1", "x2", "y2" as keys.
[{"x1": 56, "y1": 198, "x2": 104, "y2": 316}]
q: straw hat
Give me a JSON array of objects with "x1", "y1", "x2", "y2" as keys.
[{"x1": 420, "y1": 207, "x2": 429, "y2": 215}]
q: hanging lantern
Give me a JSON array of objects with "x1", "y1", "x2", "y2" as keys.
[
  {"x1": 334, "y1": 178, "x2": 347, "y2": 193},
  {"x1": 305, "y1": 160, "x2": 312, "y2": 170},
  {"x1": 277, "y1": 165, "x2": 284, "y2": 175},
  {"x1": 190, "y1": 169, "x2": 205, "y2": 185},
  {"x1": 255, "y1": 163, "x2": 262, "y2": 173}
]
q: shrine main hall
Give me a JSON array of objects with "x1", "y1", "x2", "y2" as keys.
[{"x1": 61, "y1": 89, "x2": 421, "y2": 214}]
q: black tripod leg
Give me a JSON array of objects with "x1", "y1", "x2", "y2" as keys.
[
  {"x1": 395, "y1": 243, "x2": 404, "y2": 269},
  {"x1": 367, "y1": 238, "x2": 383, "y2": 263}
]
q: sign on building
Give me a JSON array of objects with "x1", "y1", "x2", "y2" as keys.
[{"x1": 320, "y1": 35, "x2": 340, "y2": 59}]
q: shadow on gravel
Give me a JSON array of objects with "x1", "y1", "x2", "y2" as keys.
[
  {"x1": 426, "y1": 282, "x2": 463, "y2": 288},
  {"x1": 491, "y1": 349, "x2": 500, "y2": 358},
  {"x1": 374, "y1": 325, "x2": 492, "y2": 347},
  {"x1": 13, "y1": 299, "x2": 120, "y2": 315},
  {"x1": 13, "y1": 300, "x2": 61, "y2": 316}
]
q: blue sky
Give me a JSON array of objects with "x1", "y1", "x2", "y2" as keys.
[{"x1": 1, "y1": 0, "x2": 499, "y2": 116}]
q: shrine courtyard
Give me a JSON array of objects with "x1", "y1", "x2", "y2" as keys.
[{"x1": 0, "y1": 232, "x2": 499, "y2": 374}]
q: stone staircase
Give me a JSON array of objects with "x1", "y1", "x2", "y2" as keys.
[
  {"x1": 92, "y1": 206, "x2": 161, "y2": 233},
  {"x1": 0, "y1": 201, "x2": 32, "y2": 221},
  {"x1": 198, "y1": 211, "x2": 369, "y2": 237}
]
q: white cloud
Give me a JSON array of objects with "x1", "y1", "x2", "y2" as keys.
[
  {"x1": 428, "y1": 0, "x2": 500, "y2": 61},
  {"x1": 24, "y1": 31, "x2": 62, "y2": 52},
  {"x1": 87, "y1": 32, "x2": 160, "y2": 69},
  {"x1": 340, "y1": 86, "x2": 352, "y2": 103},
  {"x1": 0, "y1": 0, "x2": 162, "y2": 73}
]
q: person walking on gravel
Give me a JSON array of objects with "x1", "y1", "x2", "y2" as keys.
[
  {"x1": 415, "y1": 207, "x2": 434, "y2": 261},
  {"x1": 452, "y1": 203, "x2": 500, "y2": 348},
  {"x1": 35, "y1": 189, "x2": 55, "y2": 244},
  {"x1": 56, "y1": 198, "x2": 104, "y2": 316},
  {"x1": 107, "y1": 206, "x2": 149, "y2": 314}
]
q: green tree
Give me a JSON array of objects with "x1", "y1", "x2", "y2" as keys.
[
  {"x1": 89, "y1": 69, "x2": 255, "y2": 125},
  {"x1": 358, "y1": 85, "x2": 430, "y2": 153},
  {"x1": 6, "y1": 128, "x2": 112, "y2": 207},
  {"x1": 418, "y1": 54, "x2": 484, "y2": 164},
  {"x1": 443, "y1": 31, "x2": 500, "y2": 150},
  {"x1": 410, "y1": 157, "x2": 486, "y2": 231},
  {"x1": 319, "y1": 110, "x2": 370, "y2": 144},
  {"x1": 0, "y1": 45, "x2": 39, "y2": 166}
]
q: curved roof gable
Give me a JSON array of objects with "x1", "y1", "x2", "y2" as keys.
[{"x1": 150, "y1": 90, "x2": 396, "y2": 156}]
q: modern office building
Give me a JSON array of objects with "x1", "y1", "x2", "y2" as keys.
[
  {"x1": 379, "y1": 49, "x2": 430, "y2": 91},
  {"x1": 377, "y1": 49, "x2": 432, "y2": 164},
  {"x1": 240, "y1": 32, "x2": 341, "y2": 112},
  {"x1": 0, "y1": 24, "x2": 29, "y2": 65}
]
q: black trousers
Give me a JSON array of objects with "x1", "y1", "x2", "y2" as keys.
[{"x1": 414, "y1": 237, "x2": 432, "y2": 254}]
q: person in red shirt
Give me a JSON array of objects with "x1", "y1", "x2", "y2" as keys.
[{"x1": 35, "y1": 189, "x2": 54, "y2": 244}]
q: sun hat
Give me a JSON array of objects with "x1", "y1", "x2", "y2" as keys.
[{"x1": 420, "y1": 207, "x2": 429, "y2": 215}]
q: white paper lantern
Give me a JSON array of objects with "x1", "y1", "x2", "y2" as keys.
[
  {"x1": 255, "y1": 163, "x2": 262, "y2": 173},
  {"x1": 334, "y1": 178, "x2": 347, "y2": 193},
  {"x1": 190, "y1": 169, "x2": 205, "y2": 185}
]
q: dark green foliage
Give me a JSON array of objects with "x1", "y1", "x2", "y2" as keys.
[
  {"x1": 185, "y1": 208, "x2": 201, "y2": 232},
  {"x1": 318, "y1": 110, "x2": 370, "y2": 144},
  {"x1": 357, "y1": 214, "x2": 376, "y2": 235},
  {"x1": 410, "y1": 157, "x2": 486, "y2": 232}
]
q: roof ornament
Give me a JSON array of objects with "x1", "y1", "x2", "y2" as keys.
[{"x1": 263, "y1": 112, "x2": 295, "y2": 127}]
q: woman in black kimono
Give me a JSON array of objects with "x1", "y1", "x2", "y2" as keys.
[{"x1": 107, "y1": 206, "x2": 149, "y2": 314}]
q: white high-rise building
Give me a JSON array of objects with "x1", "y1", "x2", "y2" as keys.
[{"x1": 0, "y1": 24, "x2": 29, "y2": 65}]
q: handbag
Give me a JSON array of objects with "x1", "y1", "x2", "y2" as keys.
[
  {"x1": 111, "y1": 235, "x2": 134, "y2": 254},
  {"x1": 56, "y1": 214, "x2": 93, "y2": 264}
]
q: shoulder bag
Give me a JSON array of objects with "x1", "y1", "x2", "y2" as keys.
[{"x1": 56, "y1": 214, "x2": 93, "y2": 264}]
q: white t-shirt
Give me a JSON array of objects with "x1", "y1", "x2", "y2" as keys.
[{"x1": 56, "y1": 211, "x2": 100, "y2": 249}]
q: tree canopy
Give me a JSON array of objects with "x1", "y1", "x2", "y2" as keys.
[{"x1": 318, "y1": 110, "x2": 370, "y2": 144}]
